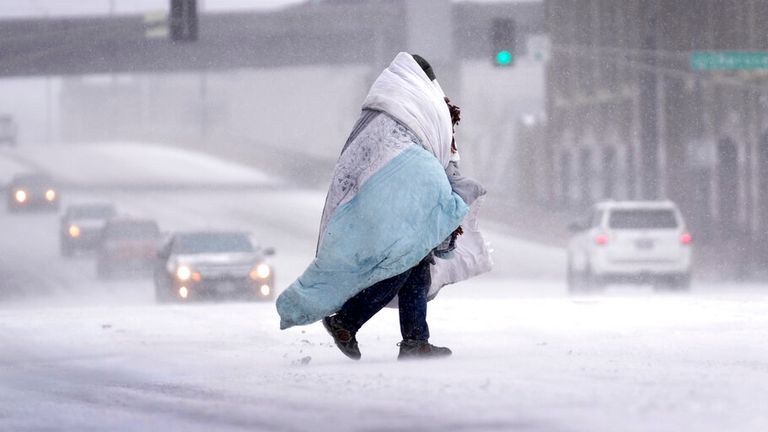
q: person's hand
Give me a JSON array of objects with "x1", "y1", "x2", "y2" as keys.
[{"x1": 451, "y1": 226, "x2": 463, "y2": 239}]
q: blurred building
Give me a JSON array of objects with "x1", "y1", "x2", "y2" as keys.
[
  {"x1": 1, "y1": 0, "x2": 553, "y2": 249},
  {"x1": 35, "y1": 0, "x2": 546, "y2": 195},
  {"x1": 543, "y1": 0, "x2": 768, "y2": 273}
]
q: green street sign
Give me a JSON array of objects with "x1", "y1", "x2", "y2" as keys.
[{"x1": 691, "y1": 51, "x2": 768, "y2": 71}]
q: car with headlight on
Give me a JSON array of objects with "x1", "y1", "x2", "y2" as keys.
[
  {"x1": 60, "y1": 203, "x2": 117, "y2": 256},
  {"x1": 96, "y1": 217, "x2": 161, "y2": 279},
  {"x1": 567, "y1": 200, "x2": 692, "y2": 292},
  {"x1": 6, "y1": 173, "x2": 59, "y2": 212},
  {"x1": 153, "y1": 231, "x2": 276, "y2": 303}
]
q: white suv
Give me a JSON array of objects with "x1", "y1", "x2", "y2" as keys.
[{"x1": 567, "y1": 201, "x2": 692, "y2": 292}]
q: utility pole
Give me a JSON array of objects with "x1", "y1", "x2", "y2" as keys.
[
  {"x1": 46, "y1": 76, "x2": 52, "y2": 144},
  {"x1": 44, "y1": 11, "x2": 53, "y2": 144},
  {"x1": 200, "y1": 72, "x2": 207, "y2": 140},
  {"x1": 109, "y1": 0, "x2": 117, "y2": 141},
  {"x1": 638, "y1": 0, "x2": 659, "y2": 199}
]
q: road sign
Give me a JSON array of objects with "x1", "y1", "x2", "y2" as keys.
[{"x1": 691, "y1": 51, "x2": 768, "y2": 71}]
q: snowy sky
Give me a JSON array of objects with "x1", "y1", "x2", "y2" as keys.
[{"x1": 0, "y1": 0, "x2": 539, "y2": 18}]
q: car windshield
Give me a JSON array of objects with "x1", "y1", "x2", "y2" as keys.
[
  {"x1": 14, "y1": 175, "x2": 51, "y2": 186},
  {"x1": 105, "y1": 222, "x2": 159, "y2": 239},
  {"x1": 173, "y1": 233, "x2": 254, "y2": 254},
  {"x1": 70, "y1": 206, "x2": 115, "y2": 219},
  {"x1": 608, "y1": 209, "x2": 678, "y2": 229}
]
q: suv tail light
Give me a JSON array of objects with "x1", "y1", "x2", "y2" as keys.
[
  {"x1": 595, "y1": 233, "x2": 608, "y2": 245},
  {"x1": 680, "y1": 232, "x2": 692, "y2": 245}
]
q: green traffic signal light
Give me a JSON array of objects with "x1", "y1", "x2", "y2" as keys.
[{"x1": 495, "y1": 50, "x2": 513, "y2": 66}]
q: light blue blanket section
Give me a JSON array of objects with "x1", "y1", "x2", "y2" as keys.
[{"x1": 277, "y1": 144, "x2": 468, "y2": 329}]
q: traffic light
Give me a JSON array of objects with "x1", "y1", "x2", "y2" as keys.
[
  {"x1": 491, "y1": 18, "x2": 516, "y2": 67},
  {"x1": 170, "y1": 0, "x2": 198, "y2": 42}
]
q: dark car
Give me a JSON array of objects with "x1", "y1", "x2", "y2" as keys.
[
  {"x1": 96, "y1": 217, "x2": 161, "y2": 279},
  {"x1": 60, "y1": 203, "x2": 117, "y2": 256},
  {"x1": 6, "y1": 173, "x2": 59, "y2": 212},
  {"x1": 153, "y1": 231, "x2": 276, "y2": 303}
]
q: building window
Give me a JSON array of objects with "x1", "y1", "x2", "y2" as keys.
[
  {"x1": 560, "y1": 152, "x2": 572, "y2": 206},
  {"x1": 760, "y1": 134, "x2": 768, "y2": 238},
  {"x1": 579, "y1": 148, "x2": 592, "y2": 206},
  {"x1": 717, "y1": 138, "x2": 739, "y2": 232},
  {"x1": 602, "y1": 146, "x2": 617, "y2": 199}
]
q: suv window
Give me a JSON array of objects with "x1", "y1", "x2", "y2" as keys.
[
  {"x1": 105, "y1": 221, "x2": 160, "y2": 239},
  {"x1": 608, "y1": 209, "x2": 678, "y2": 229}
]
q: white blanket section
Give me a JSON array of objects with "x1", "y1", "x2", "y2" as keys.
[
  {"x1": 429, "y1": 196, "x2": 493, "y2": 298},
  {"x1": 362, "y1": 52, "x2": 454, "y2": 169}
]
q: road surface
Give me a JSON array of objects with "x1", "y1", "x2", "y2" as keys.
[{"x1": 1, "y1": 144, "x2": 766, "y2": 432}]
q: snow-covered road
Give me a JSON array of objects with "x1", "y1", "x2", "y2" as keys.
[
  {"x1": 2, "y1": 279, "x2": 767, "y2": 432},
  {"x1": 1, "y1": 144, "x2": 766, "y2": 431}
]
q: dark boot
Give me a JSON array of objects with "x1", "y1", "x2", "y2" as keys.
[
  {"x1": 322, "y1": 315, "x2": 361, "y2": 360},
  {"x1": 397, "y1": 339, "x2": 452, "y2": 360}
]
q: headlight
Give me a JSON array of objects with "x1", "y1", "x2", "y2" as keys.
[
  {"x1": 250, "y1": 263, "x2": 271, "y2": 280},
  {"x1": 176, "y1": 265, "x2": 192, "y2": 281},
  {"x1": 259, "y1": 284, "x2": 271, "y2": 296},
  {"x1": 45, "y1": 189, "x2": 56, "y2": 201},
  {"x1": 68, "y1": 225, "x2": 81, "y2": 238},
  {"x1": 14, "y1": 190, "x2": 26, "y2": 203}
]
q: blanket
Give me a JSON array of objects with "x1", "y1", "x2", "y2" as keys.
[{"x1": 276, "y1": 114, "x2": 468, "y2": 329}]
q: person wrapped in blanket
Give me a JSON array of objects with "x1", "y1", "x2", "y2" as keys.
[{"x1": 275, "y1": 53, "x2": 490, "y2": 360}]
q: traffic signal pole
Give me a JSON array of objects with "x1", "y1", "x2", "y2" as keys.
[
  {"x1": 638, "y1": 0, "x2": 660, "y2": 200},
  {"x1": 170, "y1": 0, "x2": 198, "y2": 42}
]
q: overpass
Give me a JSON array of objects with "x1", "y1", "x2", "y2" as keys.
[{"x1": 0, "y1": 0, "x2": 544, "y2": 77}]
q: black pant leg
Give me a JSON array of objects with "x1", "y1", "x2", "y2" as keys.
[
  {"x1": 397, "y1": 258, "x2": 431, "y2": 341},
  {"x1": 337, "y1": 269, "x2": 412, "y2": 331}
]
